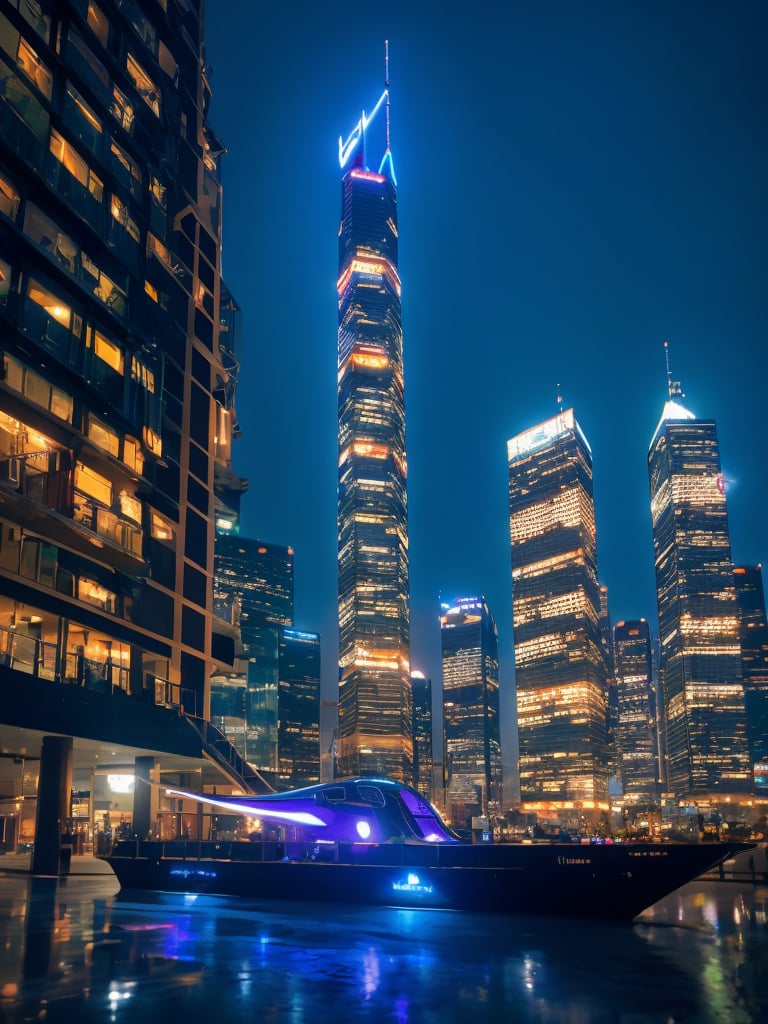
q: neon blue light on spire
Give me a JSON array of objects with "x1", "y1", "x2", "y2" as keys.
[{"x1": 338, "y1": 88, "x2": 388, "y2": 170}]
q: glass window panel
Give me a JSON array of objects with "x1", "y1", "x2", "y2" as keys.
[
  {"x1": 126, "y1": 53, "x2": 160, "y2": 116},
  {"x1": 17, "y1": 36, "x2": 51, "y2": 98},
  {"x1": 66, "y1": 83, "x2": 102, "y2": 135},
  {"x1": 0, "y1": 256, "x2": 10, "y2": 302},
  {"x1": 0, "y1": 170, "x2": 20, "y2": 220},
  {"x1": 50, "y1": 386, "x2": 74, "y2": 422},
  {"x1": 110, "y1": 192, "x2": 140, "y2": 242},
  {"x1": 90, "y1": 327, "x2": 124, "y2": 374},
  {"x1": 123, "y1": 436, "x2": 144, "y2": 474},
  {"x1": 18, "y1": 0, "x2": 50, "y2": 44},
  {"x1": 111, "y1": 84, "x2": 135, "y2": 133},
  {"x1": 88, "y1": 414, "x2": 119, "y2": 456},
  {"x1": 158, "y1": 40, "x2": 177, "y2": 81},
  {"x1": 49, "y1": 128, "x2": 88, "y2": 187},
  {"x1": 75, "y1": 461, "x2": 112, "y2": 505},
  {"x1": 151, "y1": 509, "x2": 174, "y2": 542},
  {"x1": 0, "y1": 53, "x2": 48, "y2": 141},
  {"x1": 86, "y1": 2, "x2": 109, "y2": 47},
  {"x1": 27, "y1": 278, "x2": 71, "y2": 327}
]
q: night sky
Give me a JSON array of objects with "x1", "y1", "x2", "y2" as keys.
[{"x1": 204, "y1": 1, "x2": 767, "y2": 767}]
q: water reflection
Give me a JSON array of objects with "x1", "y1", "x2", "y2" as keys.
[{"x1": 0, "y1": 872, "x2": 765, "y2": 1023}]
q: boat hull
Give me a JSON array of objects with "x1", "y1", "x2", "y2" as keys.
[{"x1": 105, "y1": 839, "x2": 750, "y2": 920}]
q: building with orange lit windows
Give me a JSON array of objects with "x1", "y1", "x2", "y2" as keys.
[
  {"x1": 440, "y1": 597, "x2": 501, "y2": 826},
  {"x1": 648, "y1": 373, "x2": 750, "y2": 799},
  {"x1": 336, "y1": 60, "x2": 412, "y2": 782},
  {"x1": 507, "y1": 410, "x2": 609, "y2": 826},
  {"x1": 0, "y1": 0, "x2": 270, "y2": 870}
]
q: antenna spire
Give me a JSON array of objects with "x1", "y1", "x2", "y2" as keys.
[
  {"x1": 663, "y1": 340, "x2": 684, "y2": 400},
  {"x1": 556, "y1": 383, "x2": 563, "y2": 414},
  {"x1": 384, "y1": 40, "x2": 391, "y2": 152}
]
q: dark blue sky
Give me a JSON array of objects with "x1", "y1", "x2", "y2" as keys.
[{"x1": 205, "y1": 1, "x2": 767, "y2": 753}]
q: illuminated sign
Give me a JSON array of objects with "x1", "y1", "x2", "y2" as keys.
[
  {"x1": 508, "y1": 409, "x2": 585, "y2": 460},
  {"x1": 392, "y1": 873, "x2": 434, "y2": 895}
]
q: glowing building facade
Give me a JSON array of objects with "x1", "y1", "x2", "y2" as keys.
[
  {"x1": 508, "y1": 410, "x2": 609, "y2": 818},
  {"x1": 441, "y1": 597, "x2": 501, "y2": 824},
  {"x1": 648, "y1": 383, "x2": 750, "y2": 797},
  {"x1": 336, "y1": 64, "x2": 412, "y2": 781},
  {"x1": 613, "y1": 620, "x2": 659, "y2": 807},
  {"x1": 733, "y1": 565, "x2": 768, "y2": 778}
]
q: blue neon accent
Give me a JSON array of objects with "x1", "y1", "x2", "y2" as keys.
[{"x1": 378, "y1": 149, "x2": 397, "y2": 186}]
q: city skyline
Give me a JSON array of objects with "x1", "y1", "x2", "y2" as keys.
[{"x1": 204, "y1": 2, "x2": 767, "y2": 748}]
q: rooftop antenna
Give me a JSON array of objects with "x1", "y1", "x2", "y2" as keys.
[
  {"x1": 556, "y1": 383, "x2": 563, "y2": 415},
  {"x1": 663, "y1": 340, "x2": 684, "y2": 400},
  {"x1": 384, "y1": 39, "x2": 391, "y2": 152}
]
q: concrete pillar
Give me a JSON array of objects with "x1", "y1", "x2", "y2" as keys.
[
  {"x1": 133, "y1": 756, "x2": 155, "y2": 839},
  {"x1": 31, "y1": 736, "x2": 73, "y2": 876}
]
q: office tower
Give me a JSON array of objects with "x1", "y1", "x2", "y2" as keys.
[
  {"x1": 733, "y1": 565, "x2": 768, "y2": 775},
  {"x1": 648, "y1": 361, "x2": 750, "y2": 797},
  {"x1": 336, "y1": 59, "x2": 412, "y2": 781},
  {"x1": 410, "y1": 670, "x2": 433, "y2": 799},
  {"x1": 213, "y1": 536, "x2": 293, "y2": 650},
  {"x1": 599, "y1": 584, "x2": 620, "y2": 783},
  {"x1": 0, "y1": 0, "x2": 261, "y2": 863},
  {"x1": 508, "y1": 409, "x2": 609, "y2": 821},
  {"x1": 277, "y1": 628, "x2": 321, "y2": 790},
  {"x1": 613, "y1": 620, "x2": 659, "y2": 807},
  {"x1": 441, "y1": 597, "x2": 501, "y2": 825},
  {"x1": 211, "y1": 538, "x2": 293, "y2": 772}
]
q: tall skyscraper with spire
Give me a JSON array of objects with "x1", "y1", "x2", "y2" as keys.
[
  {"x1": 507, "y1": 409, "x2": 609, "y2": 823},
  {"x1": 336, "y1": 48, "x2": 411, "y2": 781},
  {"x1": 647, "y1": 344, "x2": 750, "y2": 798}
]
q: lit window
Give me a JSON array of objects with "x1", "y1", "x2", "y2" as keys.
[
  {"x1": 151, "y1": 509, "x2": 174, "y2": 542},
  {"x1": 123, "y1": 436, "x2": 144, "y2": 475},
  {"x1": 131, "y1": 355, "x2": 155, "y2": 393},
  {"x1": 143, "y1": 426, "x2": 162, "y2": 456},
  {"x1": 111, "y1": 84, "x2": 134, "y2": 133},
  {"x1": 89, "y1": 327, "x2": 124, "y2": 374},
  {"x1": 110, "y1": 193, "x2": 140, "y2": 243},
  {"x1": 86, "y1": 2, "x2": 109, "y2": 46},
  {"x1": 126, "y1": 53, "x2": 160, "y2": 116},
  {"x1": 0, "y1": 171, "x2": 20, "y2": 221},
  {"x1": 16, "y1": 36, "x2": 52, "y2": 99},
  {"x1": 27, "y1": 278, "x2": 71, "y2": 327},
  {"x1": 49, "y1": 129, "x2": 103, "y2": 201},
  {"x1": 88, "y1": 415, "x2": 119, "y2": 457},
  {"x1": 144, "y1": 280, "x2": 158, "y2": 302},
  {"x1": 75, "y1": 461, "x2": 112, "y2": 506},
  {"x1": 78, "y1": 577, "x2": 116, "y2": 612},
  {"x1": 67, "y1": 84, "x2": 103, "y2": 135}
]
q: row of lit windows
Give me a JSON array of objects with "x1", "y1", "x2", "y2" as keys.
[{"x1": 510, "y1": 484, "x2": 595, "y2": 545}]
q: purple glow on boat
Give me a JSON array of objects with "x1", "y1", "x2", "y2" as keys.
[{"x1": 164, "y1": 789, "x2": 327, "y2": 828}]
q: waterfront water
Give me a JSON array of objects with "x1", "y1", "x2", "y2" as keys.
[{"x1": 0, "y1": 867, "x2": 766, "y2": 1023}]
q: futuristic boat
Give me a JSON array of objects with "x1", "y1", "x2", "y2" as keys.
[{"x1": 104, "y1": 777, "x2": 751, "y2": 920}]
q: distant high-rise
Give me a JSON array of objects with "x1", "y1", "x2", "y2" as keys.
[
  {"x1": 410, "y1": 671, "x2": 433, "y2": 799},
  {"x1": 647, "y1": 354, "x2": 750, "y2": 797},
  {"x1": 441, "y1": 597, "x2": 501, "y2": 824},
  {"x1": 733, "y1": 565, "x2": 768, "y2": 775},
  {"x1": 336, "y1": 55, "x2": 411, "y2": 781},
  {"x1": 277, "y1": 628, "x2": 321, "y2": 790},
  {"x1": 613, "y1": 620, "x2": 659, "y2": 807},
  {"x1": 508, "y1": 409, "x2": 609, "y2": 819},
  {"x1": 211, "y1": 538, "x2": 294, "y2": 772}
]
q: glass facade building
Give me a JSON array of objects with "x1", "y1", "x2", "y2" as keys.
[
  {"x1": 648, "y1": 392, "x2": 750, "y2": 797},
  {"x1": 336, "y1": 79, "x2": 411, "y2": 781},
  {"x1": 211, "y1": 538, "x2": 294, "y2": 773},
  {"x1": 507, "y1": 410, "x2": 609, "y2": 819},
  {"x1": 277, "y1": 628, "x2": 321, "y2": 790},
  {"x1": 410, "y1": 670, "x2": 433, "y2": 800},
  {"x1": 733, "y1": 565, "x2": 768, "y2": 776},
  {"x1": 613, "y1": 619, "x2": 659, "y2": 807},
  {"x1": 440, "y1": 597, "x2": 501, "y2": 824}
]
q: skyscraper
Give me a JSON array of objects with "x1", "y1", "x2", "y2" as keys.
[
  {"x1": 336, "y1": 54, "x2": 411, "y2": 781},
  {"x1": 211, "y1": 538, "x2": 294, "y2": 772},
  {"x1": 648, "y1": 359, "x2": 750, "y2": 798},
  {"x1": 410, "y1": 670, "x2": 433, "y2": 800},
  {"x1": 277, "y1": 628, "x2": 321, "y2": 790},
  {"x1": 733, "y1": 565, "x2": 768, "y2": 776},
  {"x1": 441, "y1": 597, "x2": 501, "y2": 825},
  {"x1": 508, "y1": 409, "x2": 609, "y2": 822},
  {"x1": 613, "y1": 620, "x2": 659, "y2": 808}
]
